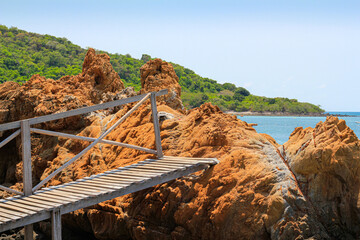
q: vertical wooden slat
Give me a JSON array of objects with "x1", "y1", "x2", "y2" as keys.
[
  {"x1": 24, "y1": 225, "x2": 33, "y2": 240},
  {"x1": 150, "y1": 92, "x2": 163, "y2": 158},
  {"x1": 51, "y1": 208, "x2": 61, "y2": 240},
  {"x1": 21, "y1": 120, "x2": 33, "y2": 240},
  {"x1": 21, "y1": 120, "x2": 32, "y2": 195}
]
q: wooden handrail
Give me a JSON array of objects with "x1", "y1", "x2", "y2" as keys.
[
  {"x1": 0, "y1": 89, "x2": 168, "y2": 132},
  {"x1": 0, "y1": 89, "x2": 167, "y2": 196},
  {"x1": 0, "y1": 129, "x2": 20, "y2": 148},
  {"x1": 30, "y1": 128, "x2": 157, "y2": 154},
  {"x1": 32, "y1": 93, "x2": 152, "y2": 192}
]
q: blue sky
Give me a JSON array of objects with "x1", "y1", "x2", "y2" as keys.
[{"x1": 1, "y1": 0, "x2": 359, "y2": 111}]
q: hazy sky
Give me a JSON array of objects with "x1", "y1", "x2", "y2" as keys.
[{"x1": 1, "y1": 0, "x2": 359, "y2": 111}]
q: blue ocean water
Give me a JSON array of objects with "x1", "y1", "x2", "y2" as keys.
[{"x1": 237, "y1": 112, "x2": 360, "y2": 145}]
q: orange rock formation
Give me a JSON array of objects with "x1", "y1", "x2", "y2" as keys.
[
  {"x1": 282, "y1": 116, "x2": 360, "y2": 238},
  {"x1": 0, "y1": 49, "x2": 359, "y2": 239}
]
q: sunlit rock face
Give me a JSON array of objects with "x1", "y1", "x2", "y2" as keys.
[
  {"x1": 140, "y1": 58, "x2": 184, "y2": 111},
  {"x1": 3, "y1": 50, "x2": 360, "y2": 239},
  {"x1": 282, "y1": 116, "x2": 360, "y2": 238}
]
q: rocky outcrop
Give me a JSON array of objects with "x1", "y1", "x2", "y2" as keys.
[
  {"x1": 35, "y1": 100, "x2": 329, "y2": 239},
  {"x1": 1, "y1": 51, "x2": 359, "y2": 239},
  {"x1": 0, "y1": 48, "x2": 125, "y2": 188},
  {"x1": 0, "y1": 48, "x2": 124, "y2": 131},
  {"x1": 282, "y1": 116, "x2": 360, "y2": 239},
  {"x1": 140, "y1": 58, "x2": 184, "y2": 111}
]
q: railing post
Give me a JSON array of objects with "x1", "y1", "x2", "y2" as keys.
[
  {"x1": 21, "y1": 119, "x2": 33, "y2": 240},
  {"x1": 150, "y1": 92, "x2": 163, "y2": 158},
  {"x1": 51, "y1": 208, "x2": 62, "y2": 240}
]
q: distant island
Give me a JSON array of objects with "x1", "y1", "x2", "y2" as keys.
[{"x1": 0, "y1": 25, "x2": 324, "y2": 114}]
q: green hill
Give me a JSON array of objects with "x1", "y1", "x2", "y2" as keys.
[{"x1": 0, "y1": 25, "x2": 324, "y2": 114}]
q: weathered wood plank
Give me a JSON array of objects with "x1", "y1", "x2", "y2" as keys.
[
  {"x1": 41, "y1": 187, "x2": 90, "y2": 198},
  {"x1": 150, "y1": 92, "x2": 163, "y2": 158},
  {"x1": 24, "y1": 225, "x2": 33, "y2": 240},
  {"x1": 0, "y1": 216, "x2": 10, "y2": 223},
  {"x1": 0, "y1": 203, "x2": 36, "y2": 215},
  {"x1": 30, "y1": 194, "x2": 76, "y2": 205},
  {"x1": 23, "y1": 197, "x2": 62, "y2": 208},
  {"x1": 0, "y1": 211, "x2": 22, "y2": 221},
  {"x1": 131, "y1": 165, "x2": 182, "y2": 171},
  {"x1": 51, "y1": 208, "x2": 61, "y2": 240},
  {"x1": 0, "y1": 185, "x2": 23, "y2": 196},
  {"x1": 70, "y1": 181, "x2": 125, "y2": 190},
  {"x1": 48, "y1": 186, "x2": 99, "y2": 197},
  {"x1": 0, "y1": 129, "x2": 20, "y2": 149},
  {"x1": 1, "y1": 200, "x2": 45, "y2": 212},
  {"x1": 3, "y1": 197, "x2": 55, "y2": 210},
  {"x1": 150, "y1": 159, "x2": 208, "y2": 165},
  {"x1": 62, "y1": 185, "x2": 110, "y2": 193},
  {"x1": 60, "y1": 163, "x2": 209, "y2": 215},
  {"x1": 0, "y1": 210, "x2": 50, "y2": 233},
  {"x1": 138, "y1": 162, "x2": 191, "y2": 169},
  {"x1": 110, "y1": 169, "x2": 161, "y2": 176},
  {"x1": 161, "y1": 156, "x2": 219, "y2": 164},
  {"x1": 85, "y1": 177, "x2": 145, "y2": 186},
  {"x1": 97, "y1": 174, "x2": 150, "y2": 181},
  {"x1": 31, "y1": 128, "x2": 157, "y2": 155},
  {"x1": 0, "y1": 206, "x2": 27, "y2": 218},
  {"x1": 144, "y1": 160, "x2": 195, "y2": 167},
  {"x1": 21, "y1": 120, "x2": 32, "y2": 196},
  {"x1": 0, "y1": 161, "x2": 212, "y2": 233},
  {"x1": 36, "y1": 190, "x2": 83, "y2": 200}
]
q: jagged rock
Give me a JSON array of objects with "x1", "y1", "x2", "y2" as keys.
[
  {"x1": 0, "y1": 48, "x2": 124, "y2": 131},
  {"x1": 140, "y1": 58, "x2": 184, "y2": 111},
  {"x1": 0, "y1": 48, "x2": 125, "y2": 188},
  {"x1": 1, "y1": 50, "x2": 358, "y2": 239},
  {"x1": 282, "y1": 116, "x2": 360, "y2": 239}
]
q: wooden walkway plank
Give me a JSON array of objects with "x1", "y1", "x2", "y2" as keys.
[
  {"x1": 4, "y1": 197, "x2": 55, "y2": 210},
  {"x1": 0, "y1": 203, "x2": 37, "y2": 215},
  {"x1": 0, "y1": 155, "x2": 219, "y2": 234},
  {"x1": 84, "y1": 177, "x2": 146, "y2": 186},
  {"x1": 120, "y1": 167, "x2": 174, "y2": 174},
  {"x1": 49, "y1": 186, "x2": 100, "y2": 197},
  {"x1": 138, "y1": 162, "x2": 192, "y2": 169},
  {"x1": 29, "y1": 194, "x2": 76, "y2": 205},
  {"x1": 111, "y1": 169, "x2": 161, "y2": 177},
  {"x1": 130, "y1": 165, "x2": 183, "y2": 171},
  {"x1": 151, "y1": 159, "x2": 210, "y2": 165},
  {"x1": 0, "y1": 208, "x2": 25, "y2": 219},
  {"x1": 70, "y1": 181, "x2": 125, "y2": 190},
  {"x1": 37, "y1": 190, "x2": 83, "y2": 200},
  {"x1": 161, "y1": 156, "x2": 219, "y2": 163},
  {"x1": 0, "y1": 205, "x2": 29, "y2": 218},
  {"x1": 94, "y1": 175, "x2": 150, "y2": 183},
  {"x1": 41, "y1": 187, "x2": 90, "y2": 198},
  {"x1": 62, "y1": 184, "x2": 112, "y2": 193},
  {"x1": 23, "y1": 197, "x2": 62, "y2": 208},
  {"x1": 1, "y1": 200, "x2": 45, "y2": 212}
]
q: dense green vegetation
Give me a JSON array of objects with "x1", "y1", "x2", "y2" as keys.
[{"x1": 0, "y1": 25, "x2": 324, "y2": 114}]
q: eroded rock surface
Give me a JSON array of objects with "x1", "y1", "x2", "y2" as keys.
[
  {"x1": 140, "y1": 58, "x2": 184, "y2": 111},
  {"x1": 1, "y1": 51, "x2": 358, "y2": 239},
  {"x1": 282, "y1": 116, "x2": 360, "y2": 239}
]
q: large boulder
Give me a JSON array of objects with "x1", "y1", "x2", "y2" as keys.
[{"x1": 282, "y1": 116, "x2": 360, "y2": 238}]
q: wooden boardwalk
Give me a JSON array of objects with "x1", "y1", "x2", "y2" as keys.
[
  {"x1": 0, "y1": 89, "x2": 219, "y2": 239},
  {"x1": 0, "y1": 156, "x2": 218, "y2": 233}
]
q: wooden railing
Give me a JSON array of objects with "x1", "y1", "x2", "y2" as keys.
[{"x1": 0, "y1": 89, "x2": 167, "y2": 196}]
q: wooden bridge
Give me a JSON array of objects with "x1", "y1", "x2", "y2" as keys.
[{"x1": 0, "y1": 90, "x2": 218, "y2": 239}]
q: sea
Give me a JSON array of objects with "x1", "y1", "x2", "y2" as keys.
[{"x1": 237, "y1": 112, "x2": 360, "y2": 145}]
